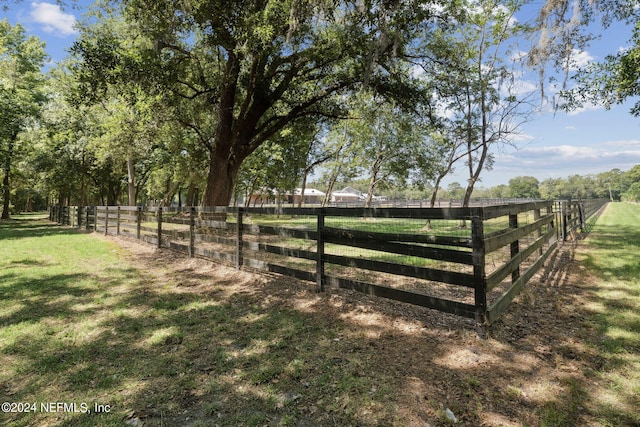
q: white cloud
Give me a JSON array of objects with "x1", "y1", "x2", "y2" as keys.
[
  {"x1": 510, "y1": 50, "x2": 528, "y2": 64},
  {"x1": 566, "y1": 101, "x2": 604, "y2": 116},
  {"x1": 441, "y1": 139, "x2": 640, "y2": 186},
  {"x1": 30, "y1": 2, "x2": 77, "y2": 36},
  {"x1": 569, "y1": 48, "x2": 595, "y2": 70},
  {"x1": 602, "y1": 139, "x2": 640, "y2": 148},
  {"x1": 510, "y1": 132, "x2": 536, "y2": 143},
  {"x1": 507, "y1": 79, "x2": 537, "y2": 96},
  {"x1": 494, "y1": 142, "x2": 640, "y2": 176}
]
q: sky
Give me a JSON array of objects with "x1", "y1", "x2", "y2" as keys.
[{"x1": 2, "y1": 1, "x2": 640, "y2": 189}]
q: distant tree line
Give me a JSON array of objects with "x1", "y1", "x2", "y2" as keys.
[
  {"x1": 318, "y1": 164, "x2": 640, "y2": 203},
  {"x1": 498, "y1": 167, "x2": 640, "y2": 202}
]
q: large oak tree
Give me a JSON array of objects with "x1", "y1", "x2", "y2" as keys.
[{"x1": 72, "y1": 0, "x2": 446, "y2": 206}]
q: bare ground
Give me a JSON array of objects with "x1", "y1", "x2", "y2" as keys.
[{"x1": 103, "y1": 234, "x2": 606, "y2": 426}]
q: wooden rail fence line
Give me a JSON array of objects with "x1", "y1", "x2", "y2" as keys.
[{"x1": 49, "y1": 199, "x2": 608, "y2": 336}]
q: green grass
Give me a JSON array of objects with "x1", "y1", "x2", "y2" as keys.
[
  {"x1": 540, "y1": 202, "x2": 640, "y2": 426},
  {"x1": 0, "y1": 214, "x2": 397, "y2": 426},
  {"x1": 580, "y1": 203, "x2": 640, "y2": 426},
  {"x1": 8, "y1": 205, "x2": 637, "y2": 425}
]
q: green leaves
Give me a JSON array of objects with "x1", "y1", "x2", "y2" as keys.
[
  {"x1": 0, "y1": 19, "x2": 47, "y2": 133},
  {"x1": 1, "y1": 19, "x2": 47, "y2": 217}
]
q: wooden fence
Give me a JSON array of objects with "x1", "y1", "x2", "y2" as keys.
[
  {"x1": 554, "y1": 198, "x2": 609, "y2": 240},
  {"x1": 49, "y1": 205, "x2": 95, "y2": 229},
  {"x1": 50, "y1": 199, "x2": 608, "y2": 335}
]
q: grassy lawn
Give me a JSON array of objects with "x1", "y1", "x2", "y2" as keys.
[
  {"x1": 1, "y1": 204, "x2": 639, "y2": 426},
  {"x1": 0, "y1": 214, "x2": 397, "y2": 426},
  {"x1": 572, "y1": 202, "x2": 640, "y2": 425},
  {"x1": 0, "y1": 214, "x2": 147, "y2": 426}
]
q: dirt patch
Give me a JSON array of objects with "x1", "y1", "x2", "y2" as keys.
[{"x1": 102, "y1": 234, "x2": 604, "y2": 426}]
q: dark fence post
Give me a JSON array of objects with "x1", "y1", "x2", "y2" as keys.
[
  {"x1": 316, "y1": 209, "x2": 325, "y2": 292},
  {"x1": 104, "y1": 206, "x2": 109, "y2": 236},
  {"x1": 547, "y1": 204, "x2": 554, "y2": 242},
  {"x1": 578, "y1": 199, "x2": 585, "y2": 232},
  {"x1": 157, "y1": 206, "x2": 162, "y2": 248},
  {"x1": 552, "y1": 203, "x2": 557, "y2": 231},
  {"x1": 534, "y1": 207, "x2": 543, "y2": 256},
  {"x1": 86, "y1": 207, "x2": 91, "y2": 230},
  {"x1": 509, "y1": 213, "x2": 520, "y2": 283},
  {"x1": 562, "y1": 200, "x2": 568, "y2": 241},
  {"x1": 472, "y1": 215, "x2": 487, "y2": 338},
  {"x1": 236, "y1": 207, "x2": 243, "y2": 269},
  {"x1": 136, "y1": 206, "x2": 142, "y2": 239},
  {"x1": 116, "y1": 206, "x2": 121, "y2": 235},
  {"x1": 189, "y1": 206, "x2": 195, "y2": 257},
  {"x1": 77, "y1": 206, "x2": 83, "y2": 229}
]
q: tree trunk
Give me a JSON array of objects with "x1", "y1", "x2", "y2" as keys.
[
  {"x1": 430, "y1": 175, "x2": 444, "y2": 208},
  {"x1": 323, "y1": 165, "x2": 341, "y2": 207},
  {"x1": 1, "y1": 165, "x2": 10, "y2": 220},
  {"x1": 186, "y1": 182, "x2": 198, "y2": 207},
  {"x1": 127, "y1": 156, "x2": 136, "y2": 206},
  {"x1": 107, "y1": 189, "x2": 117, "y2": 206},
  {"x1": 423, "y1": 173, "x2": 446, "y2": 231},
  {"x1": 298, "y1": 170, "x2": 309, "y2": 208},
  {"x1": 1, "y1": 138, "x2": 16, "y2": 220},
  {"x1": 80, "y1": 152, "x2": 87, "y2": 207},
  {"x1": 463, "y1": 99, "x2": 490, "y2": 208},
  {"x1": 365, "y1": 156, "x2": 383, "y2": 208},
  {"x1": 202, "y1": 51, "x2": 243, "y2": 208},
  {"x1": 161, "y1": 180, "x2": 181, "y2": 207},
  {"x1": 203, "y1": 148, "x2": 242, "y2": 207}
]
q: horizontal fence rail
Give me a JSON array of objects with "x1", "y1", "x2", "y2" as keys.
[{"x1": 50, "y1": 199, "x2": 608, "y2": 336}]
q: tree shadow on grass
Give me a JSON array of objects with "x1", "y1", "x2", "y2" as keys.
[
  {"x1": 0, "y1": 273, "x2": 95, "y2": 326},
  {"x1": 1, "y1": 271, "x2": 412, "y2": 426},
  {"x1": 2, "y1": 215, "x2": 640, "y2": 426},
  {"x1": 581, "y1": 224, "x2": 640, "y2": 280},
  {"x1": 0, "y1": 218, "x2": 86, "y2": 241}
]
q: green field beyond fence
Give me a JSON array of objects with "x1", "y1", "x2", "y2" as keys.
[{"x1": 51, "y1": 199, "x2": 608, "y2": 334}]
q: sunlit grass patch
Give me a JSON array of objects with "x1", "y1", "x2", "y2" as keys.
[
  {"x1": 1, "y1": 215, "x2": 400, "y2": 426},
  {"x1": 575, "y1": 203, "x2": 640, "y2": 426}
]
